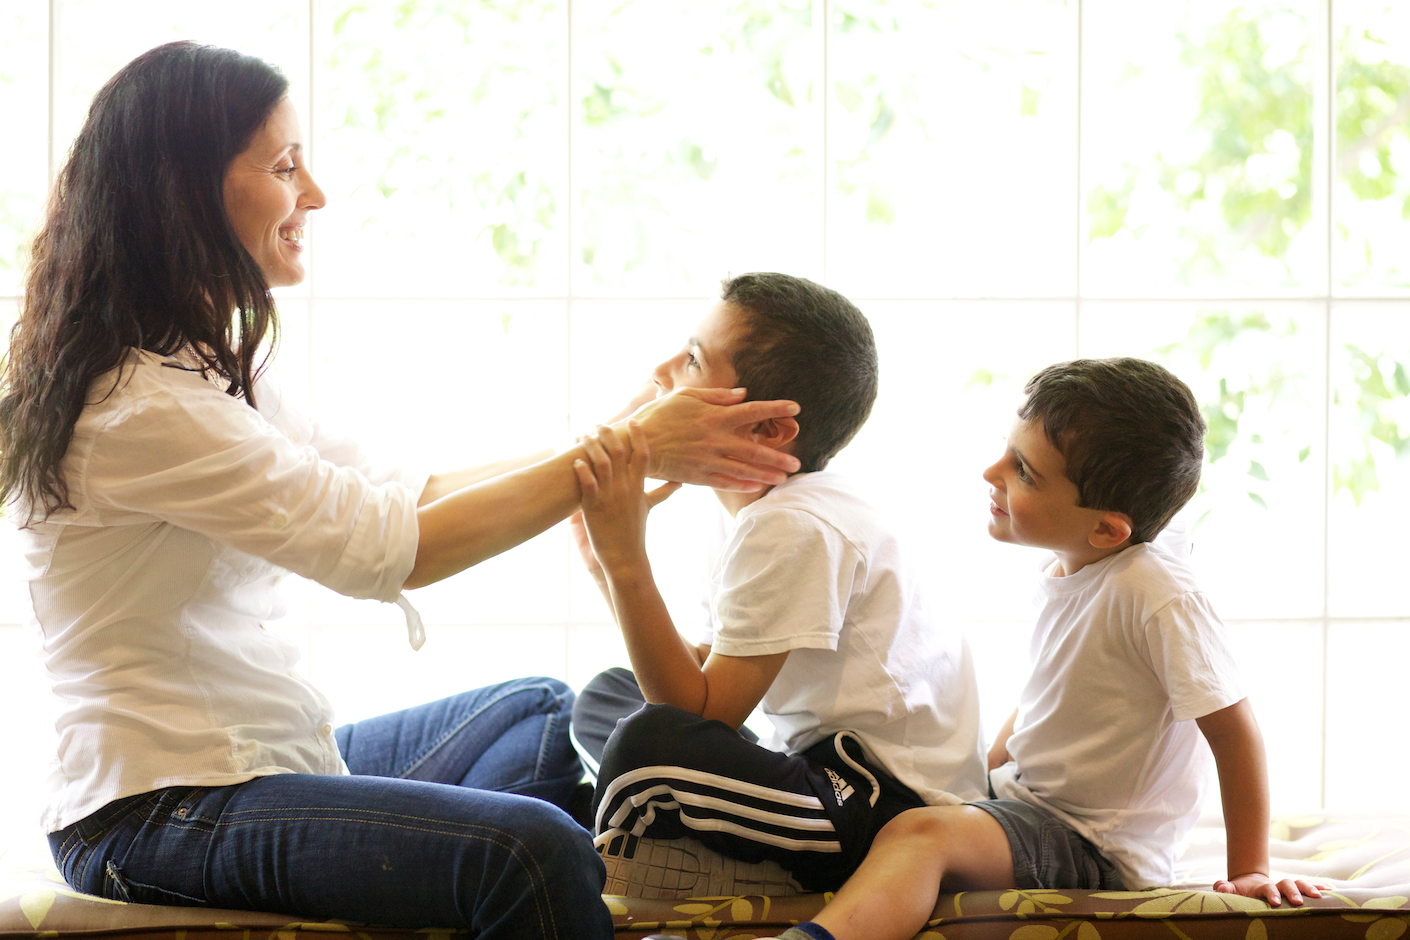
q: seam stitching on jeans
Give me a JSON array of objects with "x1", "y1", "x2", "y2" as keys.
[
  {"x1": 534, "y1": 710, "x2": 558, "y2": 781},
  {"x1": 397, "y1": 681, "x2": 555, "y2": 780},
  {"x1": 209, "y1": 812, "x2": 560, "y2": 936}
]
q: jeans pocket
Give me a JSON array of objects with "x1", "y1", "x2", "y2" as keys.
[
  {"x1": 50, "y1": 792, "x2": 157, "y2": 895},
  {"x1": 51, "y1": 788, "x2": 212, "y2": 903},
  {"x1": 103, "y1": 860, "x2": 135, "y2": 903}
]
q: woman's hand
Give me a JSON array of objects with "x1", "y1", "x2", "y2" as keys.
[
  {"x1": 572, "y1": 422, "x2": 681, "y2": 578},
  {"x1": 624, "y1": 387, "x2": 801, "y2": 491}
]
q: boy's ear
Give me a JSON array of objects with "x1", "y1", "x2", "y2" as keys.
[
  {"x1": 749, "y1": 415, "x2": 799, "y2": 448},
  {"x1": 1089, "y1": 511, "x2": 1133, "y2": 550}
]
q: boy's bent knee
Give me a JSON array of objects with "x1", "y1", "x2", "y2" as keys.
[
  {"x1": 878, "y1": 806, "x2": 1007, "y2": 855},
  {"x1": 458, "y1": 798, "x2": 608, "y2": 936},
  {"x1": 876, "y1": 805, "x2": 965, "y2": 846},
  {"x1": 598, "y1": 702, "x2": 703, "y2": 773},
  {"x1": 874, "y1": 805, "x2": 1015, "y2": 891}
]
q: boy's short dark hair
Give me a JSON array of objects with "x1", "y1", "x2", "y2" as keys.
[
  {"x1": 721, "y1": 273, "x2": 878, "y2": 473},
  {"x1": 1019, "y1": 358, "x2": 1206, "y2": 544}
]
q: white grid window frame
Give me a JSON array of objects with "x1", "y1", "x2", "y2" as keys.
[{"x1": 0, "y1": 1, "x2": 1406, "y2": 843}]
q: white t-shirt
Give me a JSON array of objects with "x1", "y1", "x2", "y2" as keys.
[
  {"x1": 703, "y1": 472, "x2": 988, "y2": 806},
  {"x1": 13, "y1": 350, "x2": 427, "y2": 832},
  {"x1": 988, "y1": 536, "x2": 1245, "y2": 889}
]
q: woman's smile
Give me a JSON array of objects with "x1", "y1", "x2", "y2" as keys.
[{"x1": 222, "y1": 97, "x2": 325, "y2": 288}]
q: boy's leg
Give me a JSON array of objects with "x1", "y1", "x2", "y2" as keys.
[
  {"x1": 811, "y1": 804, "x2": 1014, "y2": 940},
  {"x1": 569, "y1": 667, "x2": 646, "y2": 781},
  {"x1": 593, "y1": 703, "x2": 887, "y2": 892},
  {"x1": 569, "y1": 668, "x2": 757, "y2": 781},
  {"x1": 802, "y1": 799, "x2": 1123, "y2": 940},
  {"x1": 970, "y1": 799, "x2": 1123, "y2": 891},
  {"x1": 50, "y1": 775, "x2": 610, "y2": 940},
  {"x1": 335, "y1": 676, "x2": 583, "y2": 809}
]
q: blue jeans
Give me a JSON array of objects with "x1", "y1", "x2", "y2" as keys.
[{"x1": 48, "y1": 677, "x2": 610, "y2": 940}]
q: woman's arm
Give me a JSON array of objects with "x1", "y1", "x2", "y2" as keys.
[
  {"x1": 405, "y1": 386, "x2": 801, "y2": 589},
  {"x1": 419, "y1": 450, "x2": 552, "y2": 506},
  {"x1": 407, "y1": 448, "x2": 584, "y2": 588}
]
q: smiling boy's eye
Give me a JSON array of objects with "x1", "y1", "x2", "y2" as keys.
[{"x1": 686, "y1": 351, "x2": 700, "y2": 368}]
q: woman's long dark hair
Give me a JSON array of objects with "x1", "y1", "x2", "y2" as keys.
[{"x1": 0, "y1": 41, "x2": 289, "y2": 523}]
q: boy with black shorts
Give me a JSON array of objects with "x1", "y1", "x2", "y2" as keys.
[{"x1": 569, "y1": 273, "x2": 987, "y2": 897}]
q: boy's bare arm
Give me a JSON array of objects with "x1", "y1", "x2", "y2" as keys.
[
  {"x1": 988, "y1": 707, "x2": 1019, "y2": 771},
  {"x1": 574, "y1": 422, "x2": 787, "y2": 727},
  {"x1": 1197, "y1": 699, "x2": 1326, "y2": 906}
]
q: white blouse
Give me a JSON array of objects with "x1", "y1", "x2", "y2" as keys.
[{"x1": 12, "y1": 350, "x2": 427, "y2": 832}]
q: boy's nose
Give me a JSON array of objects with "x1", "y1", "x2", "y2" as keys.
[{"x1": 650, "y1": 361, "x2": 673, "y2": 392}]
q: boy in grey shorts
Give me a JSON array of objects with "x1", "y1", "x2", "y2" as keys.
[{"x1": 763, "y1": 358, "x2": 1327, "y2": 940}]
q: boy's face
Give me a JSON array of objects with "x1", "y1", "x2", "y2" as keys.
[
  {"x1": 651, "y1": 301, "x2": 743, "y2": 396},
  {"x1": 983, "y1": 418, "x2": 1108, "y2": 556}
]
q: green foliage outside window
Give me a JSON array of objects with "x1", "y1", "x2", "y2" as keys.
[{"x1": 1081, "y1": 4, "x2": 1408, "y2": 507}]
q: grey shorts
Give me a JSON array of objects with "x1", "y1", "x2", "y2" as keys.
[{"x1": 971, "y1": 798, "x2": 1125, "y2": 891}]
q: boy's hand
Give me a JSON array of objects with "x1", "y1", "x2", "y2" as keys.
[
  {"x1": 572, "y1": 422, "x2": 681, "y2": 575},
  {"x1": 1214, "y1": 873, "x2": 1328, "y2": 907},
  {"x1": 568, "y1": 511, "x2": 610, "y2": 596}
]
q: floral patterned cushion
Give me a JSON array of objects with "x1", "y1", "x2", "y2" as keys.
[
  {"x1": 2, "y1": 814, "x2": 1407, "y2": 940},
  {"x1": 609, "y1": 814, "x2": 1410, "y2": 940}
]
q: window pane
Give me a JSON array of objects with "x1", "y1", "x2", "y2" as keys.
[
  {"x1": 55, "y1": 2, "x2": 309, "y2": 168},
  {"x1": 1334, "y1": 1, "x2": 1410, "y2": 294},
  {"x1": 1328, "y1": 303, "x2": 1410, "y2": 616},
  {"x1": 1083, "y1": 0, "x2": 1322, "y2": 296},
  {"x1": 308, "y1": 623, "x2": 569, "y2": 726},
  {"x1": 1079, "y1": 302, "x2": 1326, "y2": 620},
  {"x1": 0, "y1": 2, "x2": 47, "y2": 296},
  {"x1": 316, "y1": 2, "x2": 568, "y2": 297},
  {"x1": 568, "y1": 300, "x2": 726, "y2": 633},
  {"x1": 965, "y1": 620, "x2": 1035, "y2": 740},
  {"x1": 1325, "y1": 621, "x2": 1410, "y2": 809},
  {"x1": 574, "y1": 0, "x2": 823, "y2": 293},
  {"x1": 1221, "y1": 620, "x2": 1324, "y2": 813},
  {"x1": 830, "y1": 300, "x2": 1077, "y2": 624},
  {"x1": 0, "y1": 626, "x2": 54, "y2": 850},
  {"x1": 828, "y1": 0, "x2": 1076, "y2": 298},
  {"x1": 305, "y1": 299, "x2": 570, "y2": 628}
]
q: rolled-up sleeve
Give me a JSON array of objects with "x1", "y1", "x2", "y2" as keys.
[{"x1": 80, "y1": 373, "x2": 418, "y2": 602}]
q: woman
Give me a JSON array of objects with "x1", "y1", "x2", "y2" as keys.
[{"x1": 0, "y1": 42, "x2": 798, "y2": 939}]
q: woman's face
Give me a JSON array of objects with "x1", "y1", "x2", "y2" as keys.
[{"x1": 222, "y1": 97, "x2": 325, "y2": 288}]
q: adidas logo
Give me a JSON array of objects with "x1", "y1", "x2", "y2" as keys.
[{"x1": 825, "y1": 768, "x2": 854, "y2": 806}]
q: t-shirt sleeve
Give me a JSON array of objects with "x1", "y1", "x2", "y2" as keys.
[
  {"x1": 709, "y1": 507, "x2": 861, "y2": 657},
  {"x1": 1143, "y1": 592, "x2": 1246, "y2": 722},
  {"x1": 83, "y1": 378, "x2": 419, "y2": 604}
]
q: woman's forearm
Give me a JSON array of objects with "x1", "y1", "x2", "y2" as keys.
[
  {"x1": 404, "y1": 388, "x2": 801, "y2": 588},
  {"x1": 418, "y1": 448, "x2": 554, "y2": 507},
  {"x1": 406, "y1": 448, "x2": 581, "y2": 588}
]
